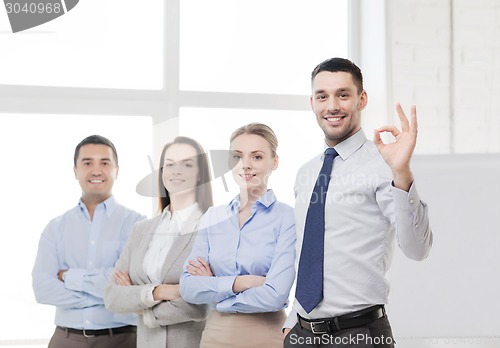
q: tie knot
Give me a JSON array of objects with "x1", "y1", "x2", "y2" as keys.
[{"x1": 324, "y1": 148, "x2": 338, "y2": 157}]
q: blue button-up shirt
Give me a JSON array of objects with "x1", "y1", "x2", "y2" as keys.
[
  {"x1": 180, "y1": 189, "x2": 296, "y2": 313},
  {"x1": 32, "y1": 196, "x2": 146, "y2": 329}
]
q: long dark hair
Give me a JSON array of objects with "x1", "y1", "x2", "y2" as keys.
[{"x1": 157, "y1": 136, "x2": 213, "y2": 213}]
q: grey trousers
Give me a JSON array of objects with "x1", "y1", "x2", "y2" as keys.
[
  {"x1": 48, "y1": 327, "x2": 136, "y2": 348},
  {"x1": 283, "y1": 316, "x2": 395, "y2": 348}
]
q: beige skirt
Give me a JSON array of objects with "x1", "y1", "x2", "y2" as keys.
[{"x1": 200, "y1": 310, "x2": 286, "y2": 348}]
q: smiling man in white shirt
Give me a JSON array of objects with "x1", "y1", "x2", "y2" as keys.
[{"x1": 283, "y1": 58, "x2": 433, "y2": 348}]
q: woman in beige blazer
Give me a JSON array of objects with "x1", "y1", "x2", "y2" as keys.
[{"x1": 105, "y1": 136, "x2": 213, "y2": 347}]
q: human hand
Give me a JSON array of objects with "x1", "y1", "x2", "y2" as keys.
[
  {"x1": 186, "y1": 257, "x2": 214, "y2": 276},
  {"x1": 114, "y1": 271, "x2": 133, "y2": 286},
  {"x1": 57, "y1": 269, "x2": 68, "y2": 282},
  {"x1": 153, "y1": 284, "x2": 181, "y2": 301},
  {"x1": 373, "y1": 103, "x2": 417, "y2": 191}
]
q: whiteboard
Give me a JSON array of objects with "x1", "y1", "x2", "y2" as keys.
[{"x1": 386, "y1": 154, "x2": 500, "y2": 337}]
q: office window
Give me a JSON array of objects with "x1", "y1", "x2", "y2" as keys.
[
  {"x1": 0, "y1": 0, "x2": 163, "y2": 89},
  {"x1": 180, "y1": 0, "x2": 348, "y2": 95}
]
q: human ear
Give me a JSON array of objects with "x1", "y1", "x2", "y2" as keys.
[
  {"x1": 358, "y1": 90, "x2": 368, "y2": 110},
  {"x1": 272, "y1": 155, "x2": 279, "y2": 170}
]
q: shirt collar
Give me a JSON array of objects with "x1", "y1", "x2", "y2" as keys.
[
  {"x1": 227, "y1": 189, "x2": 277, "y2": 212},
  {"x1": 161, "y1": 203, "x2": 199, "y2": 234},
  {"x1": 163, "y1": 202, "x2": 199, "y2": 220},
  {"x1": 323, "y1": 129, "x2": 367, "y2": 161},
  {"x1": 78, "y1": 195, "x2": 116, "y2": 217}
]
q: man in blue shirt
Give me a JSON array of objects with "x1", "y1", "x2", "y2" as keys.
[{"x1": 32, "y1": 135, "x2": 145, "y2": 348}]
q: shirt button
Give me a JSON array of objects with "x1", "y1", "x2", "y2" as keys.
[
  {"x1": 90, "y1": 240, "x2": 95, "y2": 245},
  {"x1": 415, "y1": 224, "x2": 419, "y2": 228},
  {"x1": 85, "y1": 320, "x2": 91, "y2": 325},
  {"x1": 409, "y1": 199, "x2": 414, "y2": 204},
  {"x1": 88, "y1": 261, "x2": 93, "y2": 266}
]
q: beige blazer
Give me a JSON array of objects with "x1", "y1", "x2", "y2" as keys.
[{"x1": 105, "y1": 208, "x2": 208, "y2": 348}]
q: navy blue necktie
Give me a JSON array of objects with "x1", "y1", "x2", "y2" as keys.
[{"x1": 296, "y1": 148, "x2": 338, "y2": 313}]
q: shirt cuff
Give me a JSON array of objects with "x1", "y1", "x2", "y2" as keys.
[
  {"x1": 63, "y1": 268, "x2": 85, "y2": 291},
  {"x1": 141, "y1": 285, "x2": 161, "y2": 308},
  {"x1": 216, "y1": 296, "x2": 237, "y2": 313},
  {"x1": 215, "y1": 275, "x2": 238, "y2": 300},
  {"x1": 392, "y1": 181, "x2": 422, "y2": 212},
  {"x1": 210, "y1": 275, "x2": 238, "y2": 311}
]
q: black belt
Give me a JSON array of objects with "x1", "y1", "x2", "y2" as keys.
[
  {"x1": 57, "y1": 325, "x2": 136, "y2": 337},
  {"x1": 298, "y1": 305, "x2": 385, "y2": 335}
]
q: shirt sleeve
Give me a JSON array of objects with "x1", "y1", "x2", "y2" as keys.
[
  {"x1": 215, "y1": 213, "x2": 296, "y2": 313},
  {"x1": 31, "y1": 223, "x2": 102, "y2": 309},
  {"x1": 142, "y1": 297, "x2": 209, "y2": 328},
  {"x1": 60, "y1": 213, "x2": 145, "y2": 299},
  {"x1": 105, "y1": 222, "x2": 160, "y2": 314},
  {"x1": 179, "y1": 219, "x2": 237, "y2": 305},
  {"x1": 380, "y1": 181, "x2": 433, "y2": 260},
  {"x1": 63, "y1": 267, "x2": 114, "y2": 298}
]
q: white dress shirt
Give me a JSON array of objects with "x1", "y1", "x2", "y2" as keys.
[
  {"x1": 143, "y1": 203, "x2": 199, "y2": 284},
  {"x1": 284, "y1": 129, "x2": 433, "y2": 328}
]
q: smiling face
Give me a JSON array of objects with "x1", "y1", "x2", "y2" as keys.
[
  {"x1": 229, "y1": 133, "x2": 278, "y2": 197},
  {"x1": 73, "y1": 144, "x2": 118, "y2": 205},
  {"x1": 162, "y1": 143, "x2": 199, "y2": 199},
  {"x1": 311, "y1": 71, "x2": 368, "y2": 147}
]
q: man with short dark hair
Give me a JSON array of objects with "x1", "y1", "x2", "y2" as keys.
[
  {"x1": 32, "y1": 135, "x2": 146, "y2": 348},
  {"x1": 283, "y1": 58, "x2": 433, "y2": 347}
]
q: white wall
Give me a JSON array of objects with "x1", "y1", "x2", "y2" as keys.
[
  {"x1": 384, "y1": 0, "x2": 500, "y2": 346},
  {"x1": 387, "y1": 0, "x2": 500, "y2": 155},
  {"x1": 387, "y1": 154, "x2": 500, "y2": 346}
]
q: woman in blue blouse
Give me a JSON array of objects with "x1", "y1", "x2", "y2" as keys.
[{"x1": 180, "y1": 123, "x2": 296, "y2": 348}]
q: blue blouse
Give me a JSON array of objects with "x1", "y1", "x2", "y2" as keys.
[{"x1": 180, "y1": 189, "x2": 296, "y2": 313}]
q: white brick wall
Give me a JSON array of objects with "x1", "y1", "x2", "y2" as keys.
[{"x1": 387, "y1": 0, "x2": 500, "y2": 154}]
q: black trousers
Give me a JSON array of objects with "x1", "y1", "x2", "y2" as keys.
[{"x1": 283, "y1": 315, "x2": 395, "y2": 348}]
